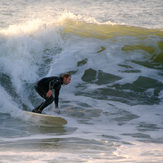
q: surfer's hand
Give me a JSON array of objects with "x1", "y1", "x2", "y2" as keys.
[
  {"x1": 53, "y1": 108, "x2": 60, "y2": 114},
  {"x1": 46, "y1": 90, "x2": 52, "y2": 98}
]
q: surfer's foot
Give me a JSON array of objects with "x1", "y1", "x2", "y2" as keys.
[{"x1": 32, "y1": 108, "x2": 42, "y2": 114}]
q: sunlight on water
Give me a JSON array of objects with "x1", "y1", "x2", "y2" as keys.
[
  {"x1": 1, "y1": 20, "x2": 42, "y2": 35},
  {"x1": 114, "y1": 142, "x2": 163, "y2": 162}
]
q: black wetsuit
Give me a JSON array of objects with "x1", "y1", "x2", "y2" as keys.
[{"x1": 33, "y1": 76, "x2": 63, "y2": 113}]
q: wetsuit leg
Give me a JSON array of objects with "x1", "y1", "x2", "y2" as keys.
[
  {"x1": 33, "y1": 85, "x2": 54, "y2": 113},
  {"x1": 34, "y1": 85, "x2": 47, "y2": 99},
  {"x1": 36, "y1": 96, "x2": 54, "y2": 112}
]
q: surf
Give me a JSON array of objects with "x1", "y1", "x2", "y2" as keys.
[{"x1": 0, "y1": 13, "x2": 162, "y2": 108}]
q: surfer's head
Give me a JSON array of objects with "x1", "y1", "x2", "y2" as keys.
[{"x1": 62, "y1": 73, "x2": 71, "y2": 85}]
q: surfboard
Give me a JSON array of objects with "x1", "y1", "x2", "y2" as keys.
[{"x1": 23, "y1": 111, "x2": 67, "y2": 126}]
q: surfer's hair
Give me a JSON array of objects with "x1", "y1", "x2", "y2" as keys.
[{"x1": 62, "y1": 73, "x2": 71, "y2": 78}]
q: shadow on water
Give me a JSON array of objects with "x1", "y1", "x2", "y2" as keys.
[{"x1": 76, "y1": 69, "x2": 163, "y2": 105}]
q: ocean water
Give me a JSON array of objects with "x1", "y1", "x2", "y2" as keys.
[{"x1": 0, "y1": 0, "x2": 163, "y2": 162}]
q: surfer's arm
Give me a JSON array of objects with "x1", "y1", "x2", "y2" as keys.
[
  {"x1": 49, "y1": 79, "x2": 59, "y2": 90},
  {"x1": 48, "y1": 79, "x2": 59, "y2": 98},
  {"x1": 54, "y1": 89, "x2": 60, "y2": 108}
]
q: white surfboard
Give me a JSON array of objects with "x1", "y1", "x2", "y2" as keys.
[{"x1": 23, "y1": 111, "x2": 67, "y2": 126}]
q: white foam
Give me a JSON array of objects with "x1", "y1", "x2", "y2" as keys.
[{"x1": 0, "y1": 86, "x2": 21, "y2": 117}]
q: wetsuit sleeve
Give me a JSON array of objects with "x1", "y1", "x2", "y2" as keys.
[
  {"x1": 49, "y1": 80, "x2": 58, "y2": 90},
  {"x1": 54, "y1": 89, "x2": 59, "y2": 108}
]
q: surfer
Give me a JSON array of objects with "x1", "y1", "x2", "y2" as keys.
[{"x1": 32, "y1": 73, "x2": 71, "y2": 114}]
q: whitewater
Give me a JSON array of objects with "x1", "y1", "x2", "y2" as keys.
[{"x1": 0, "y1": 0, "x2": 163, "y2": 162}]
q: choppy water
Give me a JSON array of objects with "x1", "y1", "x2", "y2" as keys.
[{"x1": 0, "y1": 0, "x2": 163, "y2": 162}]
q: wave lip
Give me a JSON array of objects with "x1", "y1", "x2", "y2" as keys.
[{"x1": 60, "y1": 13, "x2": 163, "y2": 39}]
